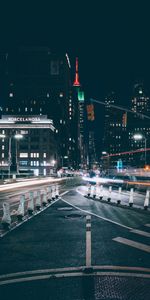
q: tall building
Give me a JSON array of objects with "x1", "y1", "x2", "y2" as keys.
[
  {"x1": 73, "y1": 58, "x2": 87, "y2": 168},
  {"x1": 0, "y1": 47, "x2": 76, "y2": 168},
  {"x1": 128, "y1": 83, "x2": 150, "y2": 167},
  {"x1": 102, "y1": 92, "x2": 128, "y2": 169}
]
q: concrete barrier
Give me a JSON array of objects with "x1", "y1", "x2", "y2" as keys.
[
  {"x1": 107, "y1": 186, "x2": 112, "y2": 202},
  {"x1": 17, "y1": 195, "x2": 25, "y2": 221},
  {"x1": 144, "y1": 190, "x2": 149, "y2": 210},
  {"x1": 55, "y1": 184, "x2": 59, "y2": 198},
  {"x1": 27, "y1": 191, "x2": 34, "y2": 214},
  {"x1": 52, "y1": 185, "x2": 56, "y2": 200},
  {"x1": 129, "y1": 188, "x2": 134, "y2": 207},
  {"x1": 2, "y1": 202, "x2": 11, "y2": 229},
  {"x1": 35, "y1": 190, "x2": 41, "y2": 210},
  {"x1": 117, "y1": 187, "x2": 121, "y2": 205},
  {"x1": 99, "y1": 185, "x2": 103, "y2": 200},
  {"x1": 42, "y1": 190, "x2": 47, "y2": 206},
  {"x1": 87, "y1": 184, "x2": 91, "y2": 197},
  {"x1": 47, "y1": 186, "x2": 52, "y2": 202},
  {"x1": 93, "y1": 185, "x2": 96, "y2": 199}
]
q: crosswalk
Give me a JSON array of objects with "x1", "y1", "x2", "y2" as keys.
[
  {"x1": 113, "y1": 236, "x2": 150, "y2": 253},
  {"x1": 113, "y1": 222, "x2": 150, "y2": 253},
  {"x1": 66, "y1": 189, "x2": 150, "y2": 255}
]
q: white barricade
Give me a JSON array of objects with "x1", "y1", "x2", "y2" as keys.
[
  {"x1": 2, "y1": 202, "x2": 11, "y2": 228},
  {"x1": 117, "y1": 187, "x2": 122, "y2": 204},
  {"x1": 87, "y1": 184, "x2": 91, "y2": 197},
  {"x1": 35, "y1": 191, "x2": 41, "y2": 210},
  {"x1": 107, "y1": 186, "x2": 112, "y2": 202},
  {"x1": 52, "y1": 185, "x2": 56, "y2": 200},
  {"x1": 144, "y1": 190, "x2": 149, "y2": 210},
  {"x1": 47, "y1": 186, "x2": 52, "y2": 202},
  {"x1": 42, "y1": 190, "x2": 47, "y2": 206},
  {"x1": 17, "y1": 195, "x2": 25, "y2": 220},
  {"x1": 129, "y1": 188, "x2": 134, "y2": 207},
  {"x1": 99, "y1": 185, "x2": 103, "y2": 200},
  {"x1": 28, "y1": 191, "x2": 34, "y2": 214},
  {"x1": 56, "y1": 185, "x2": 59, "y2": 198}
]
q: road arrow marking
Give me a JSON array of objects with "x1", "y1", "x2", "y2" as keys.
[{"x1": 113, "y1": 237, "x2": 150, "y2": 253}]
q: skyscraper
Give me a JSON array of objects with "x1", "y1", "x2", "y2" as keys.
[
  {"x1": 102, "y1": 92, "x2": 128, "y2": 169},
  {"x1": 128, "y1": 83, "x2": 150, "y2": 167},
  {"x1": 73, "y1": 58, "x2": 87, "y2": 168}
]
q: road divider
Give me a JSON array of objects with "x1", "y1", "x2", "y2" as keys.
[
  {"x1": 0, "y1": 184, "x2": 63, "y2": 237},
  {"x1": 84, "y1": 184, "x2": 150, "y2": 211}
]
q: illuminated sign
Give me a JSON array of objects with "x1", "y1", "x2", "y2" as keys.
[
  {"x1": 1, "y1": 115, "x2": 48, "y2": 122},
  {"x1": 7, "y1": 117, "x2": 41, "y2": 122}
]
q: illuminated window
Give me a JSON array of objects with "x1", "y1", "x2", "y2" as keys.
[
  {"x1": 43, "y1": 153, "x2": 46, "y2": 158},
  {"x1": 20, "y1": 130, "x2": 28, "y2": 134},
  {"x1": 2, "y1": 145, "x2": 4, "y2": 150},
  {"x1": 31, "y1": 153, "x2": 39, "y2": 158},
  {"x1": 25, "y1": 107, "x2": 27, "y2": 112},
  {"x1": 20, "y1": 153, "x2": 28, "y2": 158},
  {"x1": 9, "y1": 93, "x2": 13, "y2": 97},
  {"x1": 2, "y1": 153, "x2": 4, "y2": 158}
]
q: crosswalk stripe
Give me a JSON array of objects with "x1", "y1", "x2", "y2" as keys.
[
  {"x1": 130, "y1": 229, "x2": 150, "y2": 237},
  {"x1": 113, "y1": 237, "x2": 150, "y2": 253},
  {"x1": 145, "y1": 224, "x2": 150, "y2": 228}
]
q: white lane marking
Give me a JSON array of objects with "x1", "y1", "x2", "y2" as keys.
[
  {"x1": 61, "y1": 197, "x2": 132, "y2": 230},
  {"x1": 113, "y1": 237, "x2": 150, "y2": 253},
  {"x1": 145, "y1": 224, "x2": 150, "y2": 227},
  {"x1": 130, "y1": 229, "x2": 150, "y2": 237},
  {"x1": 76, "y1": 188, "x2": 85, "y2": 196},
  {"x1": 60, "y1": 190, "x2": 70, "y2": 196},
  {"x1": 0, "y1": 265, "x2": 150, "y2": 281},
  {"x1": 1, "y1": 270, "x2": 150, "y2": 286}
]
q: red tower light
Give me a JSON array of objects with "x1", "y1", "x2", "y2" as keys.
[{"x1": 73, "y1": 57, "x2": 81, "y2": 87}]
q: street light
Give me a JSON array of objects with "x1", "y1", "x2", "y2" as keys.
[
  {"x1": 61, "y1": 156, "x2": 68, "y2": 167},
  {"x1": 0, "y1": 133, "x2": 23, "y2": 178},
  {"x1": 133, "y1": 133, "x2": 147, "y2": 165}
]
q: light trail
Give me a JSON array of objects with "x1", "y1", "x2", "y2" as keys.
[{"x1": 102, "y1": 148, "x2": 150, "y2": 158}]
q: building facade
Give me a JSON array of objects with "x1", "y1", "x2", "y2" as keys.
[
  {"x1": 0, "y1": 115, "x2": 58, "y2": 177},
  {"x1": 128, "y1": 83, "x2": 150, "y2": 167}
]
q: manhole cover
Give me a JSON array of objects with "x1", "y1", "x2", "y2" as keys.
[
  {"x1": 57, "y1": 207, "x2": 73, "y2": 211},
  {"x1": 65, "y1": 214, "x2": 83, "y2": 219}
]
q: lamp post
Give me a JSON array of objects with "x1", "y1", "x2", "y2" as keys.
[
  {"x1": 0, "y1": 133, "x2": 23, "y2": 179},
  {"x1": 133, "y1": 134, "x2": 147, "y2": 166},
  {"x1": 61, "y1": 156, "x2": 68, "y2": 168}
]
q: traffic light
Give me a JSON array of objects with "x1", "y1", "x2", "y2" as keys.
[{"x1": 86, "y1": 104, "x2": 95, "y2": 121}]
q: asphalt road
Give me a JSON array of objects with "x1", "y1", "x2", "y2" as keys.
[{"x1": 0, "y1": 180, "x2": 150, "y2": 299}]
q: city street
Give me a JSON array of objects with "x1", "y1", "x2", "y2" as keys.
[{"x1": 0, "y1": 179, "x2": 150, "y2": 299}]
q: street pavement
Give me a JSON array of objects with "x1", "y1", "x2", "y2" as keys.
[{"x1": 0, "y1": 180, "x2": 150, "y2": 299}]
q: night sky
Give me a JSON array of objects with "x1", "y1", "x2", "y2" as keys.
[{"x1": 0, "y1": 1, "x2": 150, "y2": 150}]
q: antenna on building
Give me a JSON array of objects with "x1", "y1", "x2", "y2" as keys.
[{"x1": 73, "y1": 57, "x2": 81, "y2": 87}]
